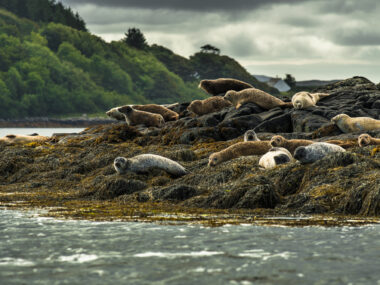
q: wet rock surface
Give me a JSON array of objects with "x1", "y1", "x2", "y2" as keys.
[{"x1": 1, "y1": 77, "x2": 380, "y2": 221}]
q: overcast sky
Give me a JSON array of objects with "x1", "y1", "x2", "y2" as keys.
[{"x1": 60, "y1": 0, "x2": 380, "y2": 82}]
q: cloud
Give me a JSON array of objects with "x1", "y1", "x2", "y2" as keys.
[
  {"x1": 61, "y1": 0, "x2": 312, "y2": 12},
  {"x1": 58, "y1": 0, "x2": 380, "y2": 81}
]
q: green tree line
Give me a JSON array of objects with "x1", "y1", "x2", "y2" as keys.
[{"x1": 0, "y1": 6, "x2": 277, "y2": 119}]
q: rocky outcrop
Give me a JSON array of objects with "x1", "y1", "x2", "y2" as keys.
[{"x1": 1, "y1": 77, "x2": 380, "y2": 220}]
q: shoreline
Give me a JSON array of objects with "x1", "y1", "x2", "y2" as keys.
[
  {"x1": 0, "y1": 117, "x2": 114, "y2": 128},
  {"x1": 1, "y1": 203, "x2": 379, "y2": 227}
]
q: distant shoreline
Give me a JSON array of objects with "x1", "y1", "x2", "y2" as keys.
[{"x1": 0, "y1": 117, "x2": 114, "y2": 128}]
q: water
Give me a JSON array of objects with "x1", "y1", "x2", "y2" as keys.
[
  {"x1": 1, "y1": 209, "x2": 379, "y2": 284},
  {"x1": 0, "y1": 128, "x2": 84, "y2": 137}
]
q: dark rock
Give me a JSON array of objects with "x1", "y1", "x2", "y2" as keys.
[
  {"x1": 223, "y1": 103, "x2": 264, "y2": 120},
  {"x1": 219, "y1": 114, "x2": 262, "y2": 132},
  {"x1": 291, "y1": 110, "x2": 330, "y2": 132},
  {"x1": 94, "y1": 178, "x2": 147, "y2": 199},
  {"x1": 179, "y1": 127, "x2": 221, "y2": 144},
  {"x1": 371, "y1": 100, "x2": 380, "y2": 109},
  {"x1": 254, "y1": 113, "x2": 292, "y2": 133},
  {"x1": 153, "y1": 185, "x2": 198, "y2": 201}
]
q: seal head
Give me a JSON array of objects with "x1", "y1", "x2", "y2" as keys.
[
  {"x1": 114, "y1": 157, "x2": 131, "y2": 174},
  {"x1": 244, "y1": 130, "x2": 260, "y2": 142}
]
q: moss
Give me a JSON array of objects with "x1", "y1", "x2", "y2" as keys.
[{"x1": 1, "y1": 122, "x2": 380, "y2": 225}]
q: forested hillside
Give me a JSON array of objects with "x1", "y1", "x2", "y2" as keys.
[{"x1": 0, "y1": 2, "x2": 276, "y2": 119}]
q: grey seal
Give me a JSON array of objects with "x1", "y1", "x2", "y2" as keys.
[
  {"x1": 294, "y1": 142, "x2": 346, "y2": 164},
  {"x1": 114, "y1": 154, "x2": 187, "y2": 177}
]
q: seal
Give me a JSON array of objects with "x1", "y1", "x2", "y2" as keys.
[
  {"x1": 117, "y1": 106, "x2": 165, "y2": 128},
  {"x1": 270, "y1": 135, "x2": 314, "y2": 154},
  {"x1": 224, "y1": 88, "x2": 293, "y2": 110},
  {"x1": 292, "y1": 92, "x2": 330, "y2": 109},
  {"x1": 293, "y1": 142, "x2": 346, "y2": 164},
  {"x1": 187, "y1": 96, "x2": 232, "y2": 115},
  {"x1": 243, "y1": 130, "x2": 260, "y2": 142},
  {"x1": 114, "y1": 154, "x2": 187, "y2": 177},
  {"x1": 208, "y1": 141, "x2": 271, "y2": 167},
  {"x1": 331, "y1": 114, "x2": 380, "y2": 133},
  {"x1": 106, "y1": 106, "x2": 127, "y2": 121},
  {"x1": 199, "y1": 78, "x2": 253, "y2": 96},
  {"x1": 259, "y1": 147, "x2": 293, "y2": 169},
  {"x1": 133, "y1": 104, "x2": 179, "y2": 121},
  {"x1": 0, "y1": 134, "x2": 49, "y2": 144},
  {"x1": 358, "y1": 133, "x2": 380, "y2": 147}
]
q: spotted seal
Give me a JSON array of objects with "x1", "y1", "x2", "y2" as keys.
[
  {"x1": 243, "y1": 130, "x2": 260, "y2": 142},
  {"x1": 224, "y1": 88, "x2": 293, "y2": 110},
  {"x1": 199, "y1": 78, "x2": 253, "y2": 96},
  {"x1": 187, "y1": 96, "x2": 232, "y2": 115},
  {"x1": 292, "y1": 92, "x2": 330, "y2": 109},
  {"x1": 293, "y1": 142, "x2": 346, "y2": 164},
  {"x1": 358, "y1": 133, "x2": 380, "y2": 147},
  {"x1": 118, "y1": 106, "x2": 165, "y2": 128},
  {"x1": 270, "y1": 135, "x2": 314, "y2": 154},
  {"x1": 331, "y1": 114, "x2": 380, "y2": 133},
  {"x1": 114, "y1": 154, "x2": 187, "y2": 177},
  {"x1": 208, "y1": 141, "x2": 270, "y2": 167},
  {"x1": 259, "y1": 147, "x2": 293, "y2": 169}
]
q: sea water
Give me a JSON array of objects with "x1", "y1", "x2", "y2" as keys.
[
  {"x1": 0, "y1": 128, "x2": 85, "y2": 138},
  {"x1": 0, "y1": 209, "x2": 379, "y2": 285}
]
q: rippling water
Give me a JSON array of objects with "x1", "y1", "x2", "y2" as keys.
[{"x1": 1, "y1": 209, "x2": 379, "y2": 285}]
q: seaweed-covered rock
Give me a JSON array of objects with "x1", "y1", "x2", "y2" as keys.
[
  {"x1": 153, "y1": 185, "x2": 198, "y2": 201},
  {"x1": 91, "y1": 178, "x2": 147, "y2": 200}
]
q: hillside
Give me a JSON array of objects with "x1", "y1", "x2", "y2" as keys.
[
  {"x1": 0, "y1": 6, "x2": 276, "y2": 119},
  {"x1": 149, "y1": 44, "x2": 278, "y2": 94}
]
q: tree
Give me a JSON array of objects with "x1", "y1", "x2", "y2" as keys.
[
  {"x1": 284, "y1": 74, "x2": 296, "y2": 88},
  {"x1": 123, "y1": 28, "x2": 148, "y2": 50},
  {"x1": 200, "y1": 44, "x2": 220, "y2": 55}
]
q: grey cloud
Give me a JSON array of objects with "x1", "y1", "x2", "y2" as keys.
[
  {"x1": 332, "y1": 29, "x2": 380, "y2": 46},
  {"x1": 281, "y1": 17, "x2": 319, "y2": 27},
  {"x1": 319, "y1": 0, "x2": 377, "y2": 14},
  {"x1": 61, "y1": 0, "x2": 313, "y2": 12}
]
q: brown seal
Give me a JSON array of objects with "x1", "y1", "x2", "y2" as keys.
[
  {"x1": 118, "y1": 106, "x2": 165, "y2": 128},
  {"x1": 199, "y1": 78, "x2": 253, "y2": 96},
  {"x1": 331, "y1": 114, "x2": 380, "y2": 133},
  {"x1": 208, "y1": 141, "x2": 271, "y2": 167},
  {"x1": 292, "y1": 92, "x2": 330, "y2": 109},
  {"x1": 0, "y1": 134, "x2": 50, "y2": 144},
  {"x1": 224, "y1": 88, "x2": 293, "y2": 109},
  {"x1": 323, "y1": 139, "x2": 357, "y2": 149},
  {"x1": 358, "y1": 133, "x2": 380, "y2": 147},
  {"x1": 270, "y1": 135, "x2": 314, "y2": 154},
  {"x1": 187, "y1": 97, "x2": 232, "y2": 115},
  {"x1": 133, "y1": 104, "x2": 179, "y2": 121}
]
